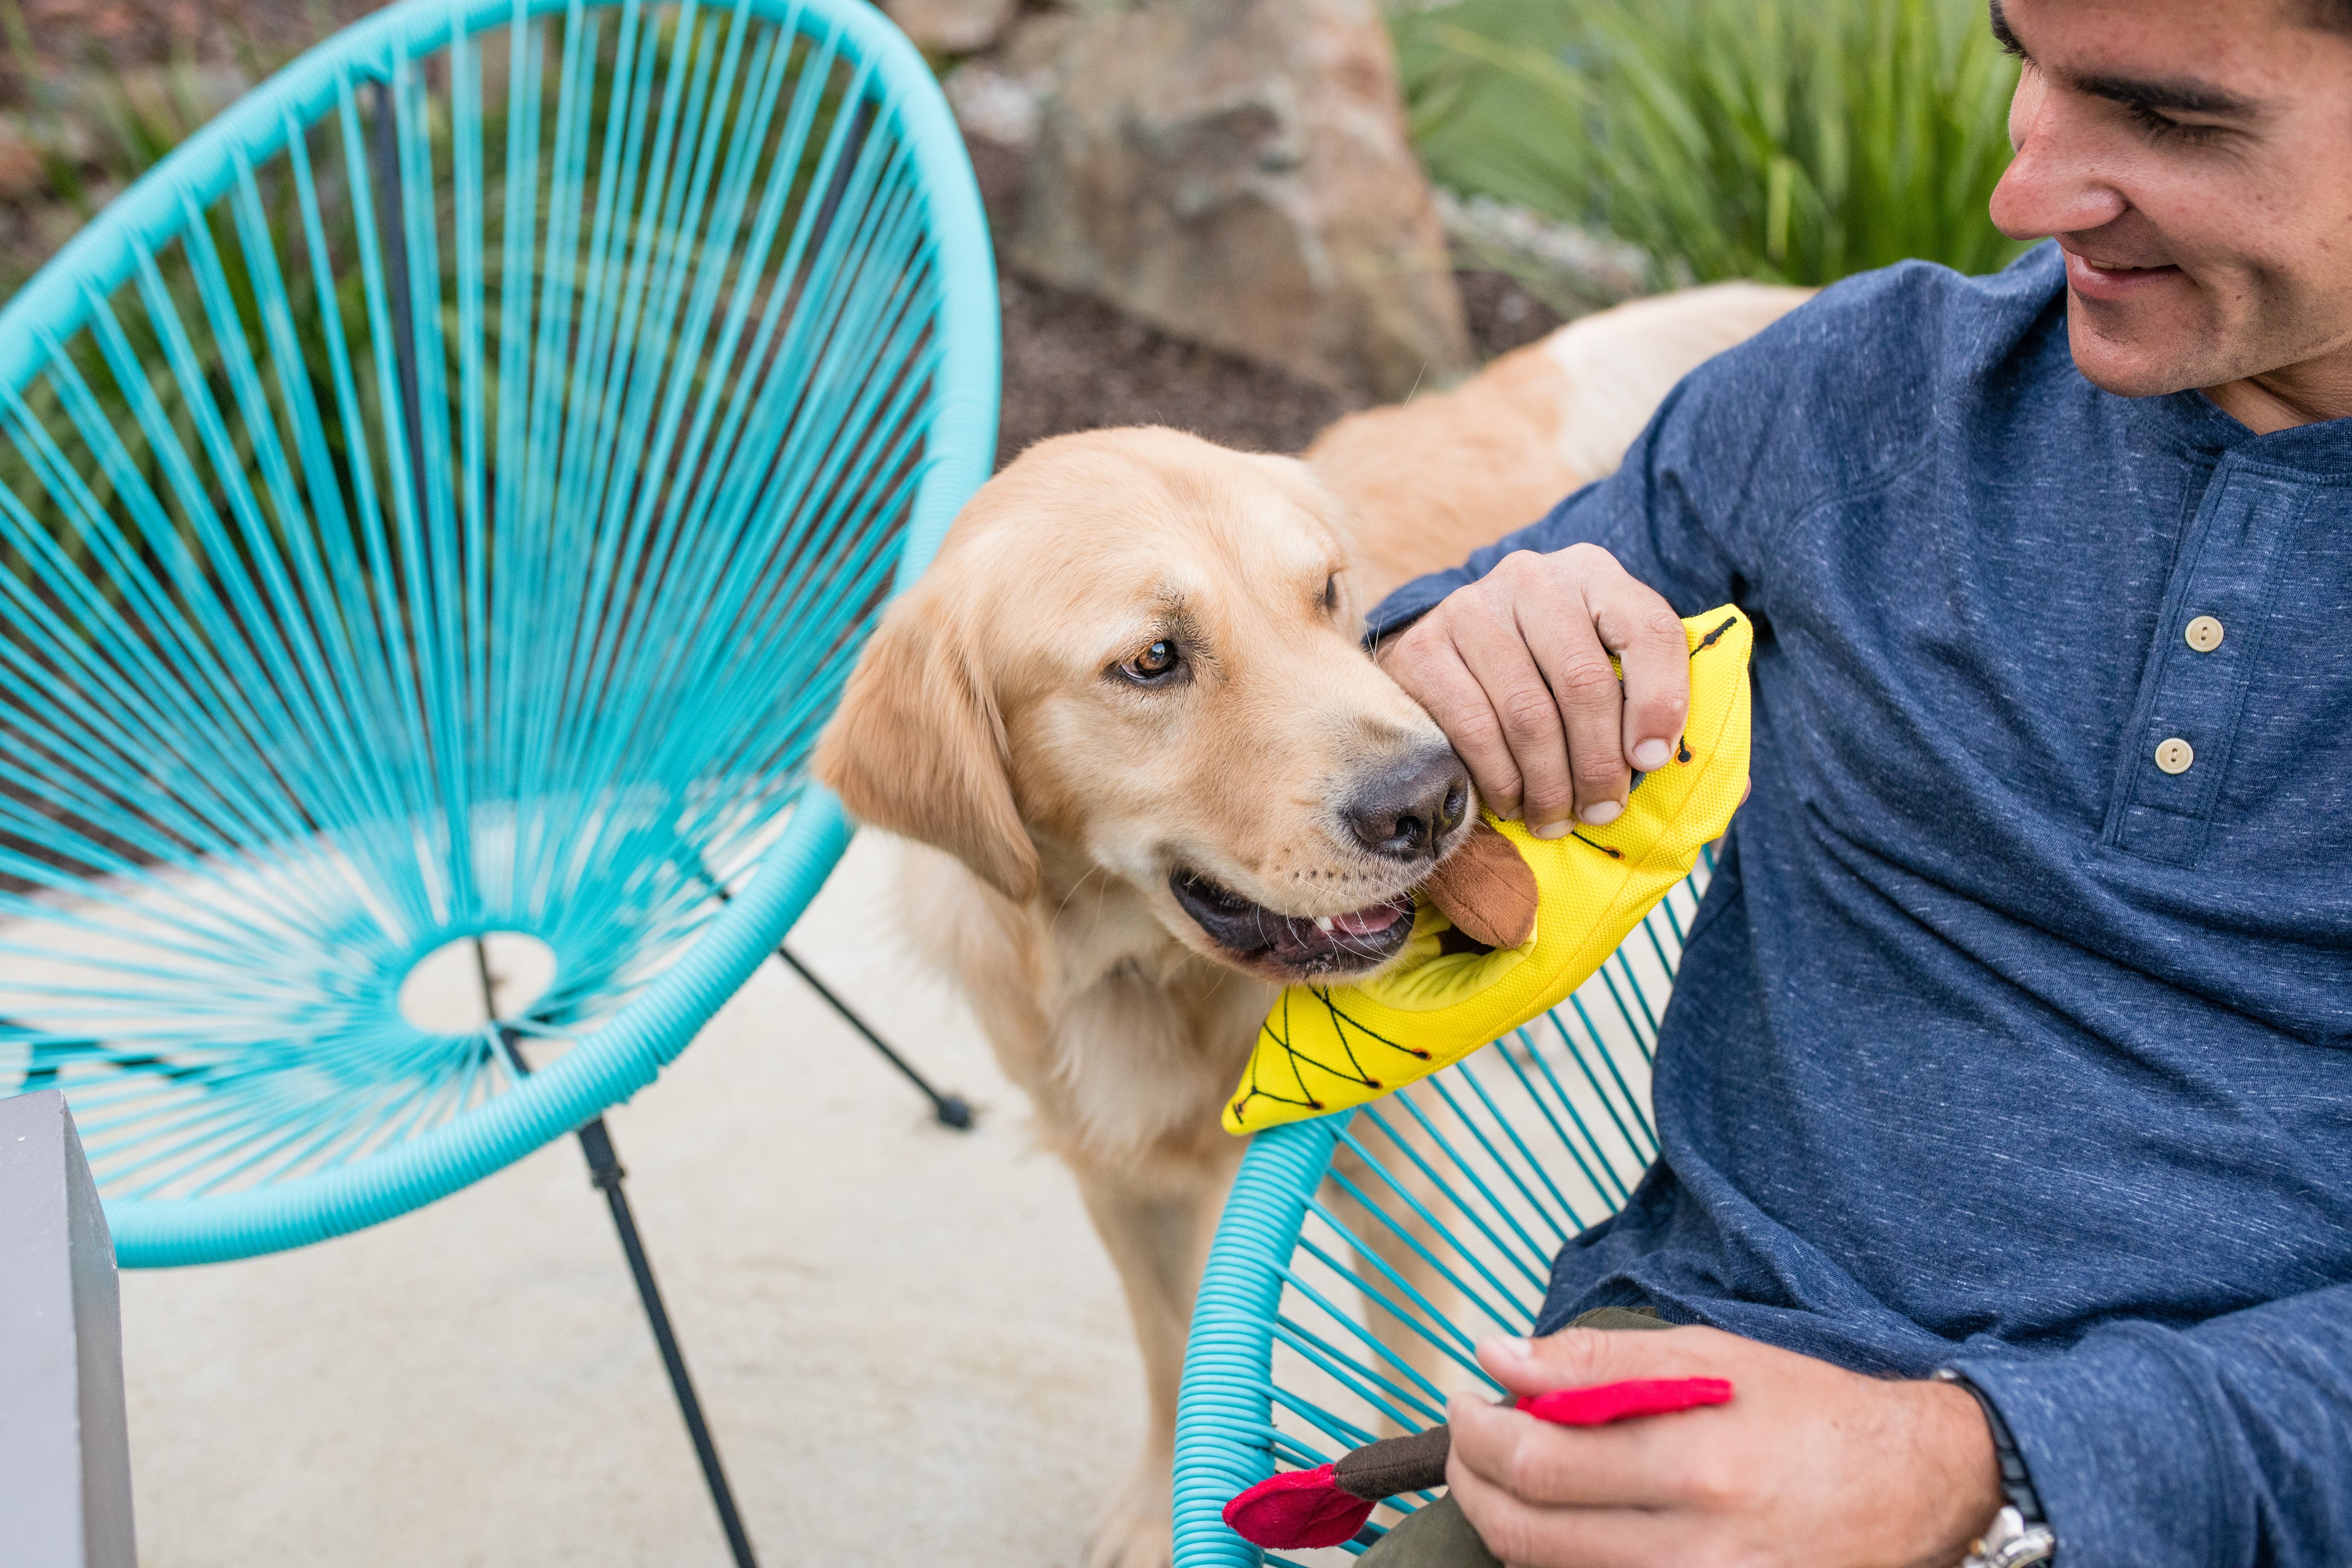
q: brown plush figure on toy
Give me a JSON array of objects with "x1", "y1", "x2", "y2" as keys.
[{"x1": 1421, "y1": 819, "x2": 1541, "y2": 948}]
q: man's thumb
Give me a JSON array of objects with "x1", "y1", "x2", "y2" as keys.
[{"x1": 1475, "y1": 1326, "x2": 1640, "y2": 1397}]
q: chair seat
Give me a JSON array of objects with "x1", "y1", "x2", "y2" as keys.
[{"x1": 0, "y1": 790, "x2": 852, "y2": 1264}]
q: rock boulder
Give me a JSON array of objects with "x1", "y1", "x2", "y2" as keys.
[
  {"x1": 881, "y1": 0, "x2": 1018, "y2": 54},
  {"x1": 1008, "y1": 0, "x2": 1470, "y2": 401}
]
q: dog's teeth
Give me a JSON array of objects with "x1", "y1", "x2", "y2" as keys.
[{"x1": 1314, "y1": 915, "x2": 1335, "y2": 932}]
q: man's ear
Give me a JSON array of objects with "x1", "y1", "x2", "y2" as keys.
[{"x1": 814, "y1": 596, "x2": 1041, "y2": 904}]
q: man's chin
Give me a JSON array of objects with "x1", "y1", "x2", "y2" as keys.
[{"x1": 2063, "y1": 311, "x2": 2227, "y2": 402}]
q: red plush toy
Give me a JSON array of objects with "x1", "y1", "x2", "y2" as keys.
[{"x1": 1222, "y1": 1377, "x2": 1734, "y2": 1551}]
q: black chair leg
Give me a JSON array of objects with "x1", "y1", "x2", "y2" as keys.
[
  {"x1": 477, "y1": 945, "x2": 758, "y2": 1568},
  {"x1": 774, "y1": 945, "x2": 974, "y2": 1130},
  {"x1": 574, "y1": 1117, "x2": 760, "y2": 1568},
  {"x1": 678, "y1": 857, "x2": 976, "y2": 1130}
]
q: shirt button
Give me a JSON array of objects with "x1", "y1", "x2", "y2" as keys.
[
  {"x1": 2154, "y1": 737, "x2": 2195, "y2": 774},
  {"x1": 2185, "y1": 615, "x2": 2225, "y2": 653}
]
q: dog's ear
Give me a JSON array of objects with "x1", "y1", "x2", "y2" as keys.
[{"x1": 815, "y1": 597, "x2": 1040, "y2": 904}]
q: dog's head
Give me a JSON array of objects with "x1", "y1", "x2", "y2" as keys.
[{"x1": 814, "y1": 427, "x2": 1474, "y2": 983}]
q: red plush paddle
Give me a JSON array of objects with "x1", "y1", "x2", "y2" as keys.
[
  {"x1": 1517, "y1": 1376, "x2": 1733, "y2": 1425},
  {"x1": 1223, "y1": 1376, "x2": 1735, "y2": 1551},
  {"x1": 1221, "y1": 1464, "x2": 1377, "y2": 1551}
]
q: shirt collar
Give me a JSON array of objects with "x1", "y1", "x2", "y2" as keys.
[
  {"x1": 2121, "y1": 369, "x2": 2352, "y2": 478},
  {"x1": 2128, "y1": 385, "x2": 2352, "y2": 476}
]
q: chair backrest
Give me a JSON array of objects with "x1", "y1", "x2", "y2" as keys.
[
  {"x1": 1173, "y1": 855, "x2": 1713, "y2": 1566},
  {"x1": 0, "y1": 0, "x2": 997, "y2": 1266}
]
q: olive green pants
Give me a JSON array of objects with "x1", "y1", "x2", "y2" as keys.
[{"x1": 1355, "y1": 1308, "x2": 1670, "y2": 1568}]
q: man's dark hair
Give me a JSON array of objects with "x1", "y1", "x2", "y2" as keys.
[
  {"x1": 1995, "y1": 0, "x2": 2352, "y2": 42},
  {"x1": 2304, "y1": 0, "x2": 2352, "y2": 32}
]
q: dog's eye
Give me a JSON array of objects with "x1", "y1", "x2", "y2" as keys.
[
  {"x1": 1323, "y1": 574, "x2": 1340, "y2": 613},
  {"x1": 1121, "y1": 640, "x2": 1182, "y2": 683}
]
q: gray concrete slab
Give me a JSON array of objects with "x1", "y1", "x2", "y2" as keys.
[
  {"x1": 114, "y1": 833, "x2": 1143, "y2": 1568},
  {"x1": 1, "y1": 1089, "x2": 137, "y2": 1568}
]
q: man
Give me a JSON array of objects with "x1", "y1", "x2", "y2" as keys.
[{"x1": 1361, "y1": 1, "x2": 2352, "y2": 1564}]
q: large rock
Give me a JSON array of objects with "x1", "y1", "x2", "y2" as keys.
[
  {"x1": 881, "y1": 0, "x2": 1017, "y2": 54},
  {"x1": 1008, "y1": 0, "x2": 1471, "y2": 402}
]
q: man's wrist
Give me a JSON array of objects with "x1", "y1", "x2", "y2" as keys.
[
  {"x1": 1932, "y1": 1369, "x2": 2057, "y2": 1566},
  {"x1": 1908, "y1": 1374, "x2": 2009, "y2": 1565}
]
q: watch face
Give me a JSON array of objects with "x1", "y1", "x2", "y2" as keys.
[{"x1": 1977, "y1": 1526, "x2": 2058, "y2": 1568}]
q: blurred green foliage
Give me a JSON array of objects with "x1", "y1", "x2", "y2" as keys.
[{"x1": 1394, "y1": 0, "x2": 2026, "y2": 288}]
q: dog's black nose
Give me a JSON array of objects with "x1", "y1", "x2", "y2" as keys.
[{"x1": 1343, "y1": 748, "x2": 1472, "y2": 862}]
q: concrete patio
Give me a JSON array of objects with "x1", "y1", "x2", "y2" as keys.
[{"x1": 115, "y1": 832, "x2": 1145, "y2": 1567}]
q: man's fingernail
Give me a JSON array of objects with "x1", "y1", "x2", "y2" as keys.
[
  {"x1": 1580, "y1": 800, "x2": 1624, "y2": 827},
  {"x1": 1631, "y1": 739, "x2": 1672, "y2": 771},
  {"x1": 1484, "y1": 1336, "x2": 1535, "y2": 1362},
  {"x1": 1530, "y1": 820, "x2": 1570, "y2": 840}
]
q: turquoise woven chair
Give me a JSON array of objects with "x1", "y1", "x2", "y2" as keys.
[
  {"x1": 1171, "y1": 856, "x2": 1712, "y2": 1566},
  {"x1": 0, "y1": 0, "x2": 995, "y2": 1559}
]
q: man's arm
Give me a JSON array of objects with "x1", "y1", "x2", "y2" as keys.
[{"x1": 1958, "y1": 1284, "x2": 2352, "y2": 1568}]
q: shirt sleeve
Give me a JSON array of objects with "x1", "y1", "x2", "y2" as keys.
[
  {"x1": 1362, "y1": 260, "x2": 1958, "y2": 643},
  {"x1": 1361, "y1": 319, "x2": 1811, "y2": 643},
  {"x1": 1363, "y1": 379, "x2": 1756, "y2": 642},
  {"x1": 1954, "y1": 1287, "x2": 2352, "y2": 1568}
]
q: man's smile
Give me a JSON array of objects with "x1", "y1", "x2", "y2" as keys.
[{"x1": 2060, "y1": 241, "x2": 2187, "y2": 300}]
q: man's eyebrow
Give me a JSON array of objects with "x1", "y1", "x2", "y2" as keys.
[
  {"x1": 1986, "y1": 0, "x2": 2262, "y2": 119},
  {"x1": 2072, "y1": 73, "x2": 2261, "y2": 118}
]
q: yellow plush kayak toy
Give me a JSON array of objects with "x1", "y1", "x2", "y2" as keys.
[{"x1": 1222, "y1": 606, "x2": 1753, "y2": 1136}]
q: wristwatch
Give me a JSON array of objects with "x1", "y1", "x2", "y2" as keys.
[
  {"x1": 1933, "y1": 1369, "x2": 2057, "y2": 1568},
  {"x1": 1964, "y1": 1506, "x2": 2058, "y2": 1568}
]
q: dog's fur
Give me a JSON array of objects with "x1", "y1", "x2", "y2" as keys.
[{"x1": 814, "y1": 281, "x2": 1807, "y2": 1566}]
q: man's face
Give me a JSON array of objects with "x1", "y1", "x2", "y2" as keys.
[{"x1": 1988, "y1": 0, "x2": 2352, "y2": 411}]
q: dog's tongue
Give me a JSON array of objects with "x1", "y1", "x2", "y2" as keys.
[
  {"x1": 1268, "y1": 895, "x2": 1411, "y2": 958},
  {"x1": 1328, "y1": 902, "x2": 1407, "y2": 937}
]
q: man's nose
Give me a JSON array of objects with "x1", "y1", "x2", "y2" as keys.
[
  {"x1": 1343, "y1": 748, "x2": 1472, "y2": 863},
  {"x1": 1987, "y1": 73, "x2": 2128, "y2": 242}
]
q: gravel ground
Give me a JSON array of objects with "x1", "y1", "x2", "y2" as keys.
[
  {"x1": 991, "y1": 264, "x2": 1563, "y2": 468},
  {"x1": 1, "y1": 0, "x2": 372, "y2": 87}
]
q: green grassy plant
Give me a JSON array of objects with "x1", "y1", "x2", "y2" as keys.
[{"x1": 1396, "y1": 0, "x2": 2025, "y2": 288}]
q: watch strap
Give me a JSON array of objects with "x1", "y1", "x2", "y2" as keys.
[{"x1": 1933, "y1": 1367, "x2": 2046, "y2": 1525}]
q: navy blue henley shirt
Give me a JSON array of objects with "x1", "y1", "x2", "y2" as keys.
[{"x1": 1367, "y1": 243, "x2": 2352, "y2": 1568}]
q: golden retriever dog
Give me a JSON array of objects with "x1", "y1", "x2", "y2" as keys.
[{"x1": 814, "y1": 280, "x2": 1807, "y2": 1567}]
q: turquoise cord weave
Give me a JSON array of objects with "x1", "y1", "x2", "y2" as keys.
[
  {"x1": 1173, "y1": 858, "x2": 1709, "y2": 1565},
  {"x1": 0, "y1": 0, "x2": 998, "y2": 1266}
]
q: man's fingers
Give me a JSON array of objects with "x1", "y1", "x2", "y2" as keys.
[
  {"x1": 1382, "y1": 621, "x2": 1526, "y2": 820},
  {"x1": 1449, "y1": 1393, "x2": 1692, "y2": 1512},
  {"x1": 1475, "y1": 1326, "x2": 1714, "y2": 1398},
  {"x1": 1375, "y1": 544, "x2": 1690, "y2": 836},
  {"x1": 1588, "y1": 575, "x2": 1692, "y2": 779},
  {"x1": 1439, "y1": 1410, "x2": 1703, "y2": 1542},
  {"x1": 1513, "y1": 591, "x2": 1630, "y2": 829},
  {"x1": 1448, "y1": 581, "x2": 1576, "y2": 833},
  {"x1": 1446, "y1": 1459, "x2": 1657, "y2": 1568}
]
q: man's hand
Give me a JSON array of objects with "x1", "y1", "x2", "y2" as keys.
[
  {"x1": 1374, "y1": 547, "x2": 1691, "y2": 840},
  {"x1": 1446, "y1": 1326, "x2": 2002, "y2": 1568}
]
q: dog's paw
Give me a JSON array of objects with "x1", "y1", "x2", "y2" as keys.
[{"x1": 1083, "y1": 1462, "x2": 1173, "y2": 1568}]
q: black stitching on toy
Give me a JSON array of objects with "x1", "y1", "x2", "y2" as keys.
[{"x1": 1230, "y1": 983, "x2": 1437, "y2": 1123}]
